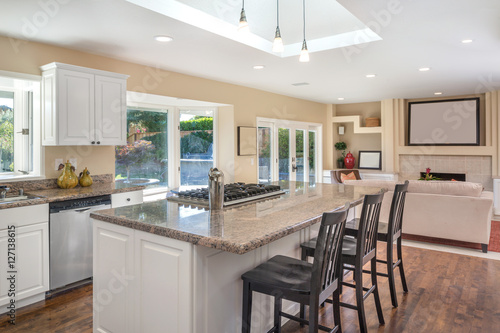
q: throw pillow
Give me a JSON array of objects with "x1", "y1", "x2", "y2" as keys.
[{"x1": 340, "y1": 171, "x2": 357, "y2": 183}]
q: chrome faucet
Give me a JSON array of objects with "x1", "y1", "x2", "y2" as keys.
[{"x1": 0, "y1": 186, "x2": 10, "y2": 199}]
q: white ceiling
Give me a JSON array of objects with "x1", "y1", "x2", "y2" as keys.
[{"x1": 1, "y1": 0, "x2": 499, "y2": 104}]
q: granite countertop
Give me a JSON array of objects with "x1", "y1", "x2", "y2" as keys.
[
  {"x1": 90, "y1": 181, "x2": 385, "y2": 255},
  {"x1": 0, "y1": 182, "x2": 145, "y2": 210}
]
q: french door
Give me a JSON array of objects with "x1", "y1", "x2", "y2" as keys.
[{"x1": 257, "y1": 118, "x2": 321, "y2": 183}]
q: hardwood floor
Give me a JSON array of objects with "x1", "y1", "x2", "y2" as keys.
[{"x1": 1, "y1": 245, "x2": 500, "y2": 332}]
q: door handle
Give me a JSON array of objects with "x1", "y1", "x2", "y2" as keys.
[{"x1": 292, "y1": 164, "x2": 298, "y2": 171}]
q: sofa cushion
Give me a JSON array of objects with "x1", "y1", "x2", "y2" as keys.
[
  {"x1": 407, "y1": 180, "x2": 483, "y2": 197},
  {"x1": 340, "y1": 171, "x2": 358, "y2": 182}
]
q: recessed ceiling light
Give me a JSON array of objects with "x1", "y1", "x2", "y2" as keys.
[
  {"x1": 366, "y1": 74, "x2": 376, "y2": 78},
  {"x1": 338, "y1": 98, "x2": 345, "y2": 101},
  {"x1": 154, "y1": 35, "x2": 173, "y2": 42},
  {"x1": 419, "y1": 67, "x2": 431, "y2": 72},
  {"x1": 253, "y1": 65, "x2": 265, "y2": 70},
  {"x1": 461, "y1": 39, "x2": 473, "y2": 44},
  {"x1": 434, "y1": 92, "x2": 443, "y2": 95}
]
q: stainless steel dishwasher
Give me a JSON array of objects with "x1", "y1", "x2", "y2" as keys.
[{"x1": 49, "y1": 195, "x2": 111, "y2": 291}]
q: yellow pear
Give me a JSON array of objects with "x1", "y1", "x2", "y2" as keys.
[
  {"x1": 57, "y1": 160, "x2": 78, "y2": 189},
  {"x1": 79, "y1": 167, "x2": 93, "y2": 187}
]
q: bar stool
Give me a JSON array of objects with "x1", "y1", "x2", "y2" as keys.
[
  {"x1": 373, "y1": 180, "x2": 409, "y2": 307},
  {"x1": 300, "y1": 192, "x2": 385, "y2": 333},
  {"x1": 241, "y1": 203, "x2": 350, "y2": 333}
]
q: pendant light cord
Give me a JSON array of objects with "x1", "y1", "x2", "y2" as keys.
[
  {"x1": 277, "y1": 0, "x2": 279, "y2": 27},
  {"x1": 302, "y1": 0, "x2": 306, "y2": 42}
]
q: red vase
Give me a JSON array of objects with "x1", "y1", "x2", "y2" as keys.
[{"x1": 344, "y1": 151, "x2": 355, "y2": 169}]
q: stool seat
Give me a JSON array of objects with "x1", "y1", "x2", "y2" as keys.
[{"x1": 241, "y1": 255, "x2": 313, "y2": 295}]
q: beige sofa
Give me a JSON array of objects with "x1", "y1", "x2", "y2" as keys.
[{"x1": 343, "y1": 179, "x2": 494, "y2": 252}]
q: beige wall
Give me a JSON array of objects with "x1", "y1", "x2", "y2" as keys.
[{"x1": 0, "y1": 36, "x2": 329, "y2": 183}]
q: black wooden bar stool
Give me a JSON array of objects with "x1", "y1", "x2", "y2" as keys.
[
  {"x1": 241, "y1": 203, "x2": 350, "y2": 333},
  {"x1": 374, "y1": 181, "x2": 409, "y2": 307},
  {"x1": 300, "y1": 192, "x2": 385, "y2": 333}
]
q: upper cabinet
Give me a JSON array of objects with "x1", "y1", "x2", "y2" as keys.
[{"x1": 41, "y1": 63, "x2": 129, "y2": 146}]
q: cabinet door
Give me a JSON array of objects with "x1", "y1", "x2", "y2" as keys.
[
  {"x1": 0, "y1": 222, "x2": 49, "y2": 307},
  {"x1": 95, "y1": 75, "x2": 127, "y2": 145},
  {"x1": 134, "y1": 232, "x2": 193, "y2": 333},
  {"x1": 57, "y1": 69, "x2": 95, "y2": 145},
  {"x1": 93, "y1": 220, "x2": 135, "y2": 333}
]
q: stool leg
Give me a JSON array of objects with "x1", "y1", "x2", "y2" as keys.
[
  {"x1": 386, "y1": 241, "x2": 398, "y2": 308},
  {"x1": 332, "y1": 288, "x2": 342, "y2": 333},
  {"x1": 371, "y1": 258, "x2": 385, "y2": 325},
  {"x1": 242, "y1": 281, "x2": 252, "y2": 333},
  {"x1": 300, "y1": 249, "x2": 307, "y2": 326},
  {"x1": 274, "y1": 296, "x2": 282, "y2": 333},
  {"x1": 309, "y1": 300, "x2": 319, "y2": 333},
  {"x1": 355, "y1": 265, "x2": 367, "y2": 333},
  {"x1": 397, "y1": 237, "x2": 408, "y2": 293}
]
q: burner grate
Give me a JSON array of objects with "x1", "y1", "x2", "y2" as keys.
[{"x1": 168, "y1": 183, "x2": 284, "y2": 207}]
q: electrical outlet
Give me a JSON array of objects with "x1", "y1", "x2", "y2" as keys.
[
  {"x1": 55, "y1": 159, "x2": 63, "y2": 170},
  {"x1": 251, "y1": 157, "x2": 254, "y2": 166},
  {"x1": 69, "y1": 158, "x2": 77, "y2": 169}
]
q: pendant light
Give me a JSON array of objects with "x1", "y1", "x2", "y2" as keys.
[
  {"x1": 238, "y1": 0, "x2": 249, "y2": 32},
  {"x1": 299, "y1": 0, "x2": 310, "y2": 62},
  {"x1": 272, "y1": 0, "x2": 284, "y2": 53}
]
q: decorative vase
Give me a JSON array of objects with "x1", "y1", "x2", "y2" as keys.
[
  {"x1": 344, "y1": 151, "x2": 355, "y2": 169},
  {"x1": 79, "y1": 167, "x2": 93, "y2": 187},
  {"x1": 337, "y1": 160, "x2": 344, "y2": 169},
  {"x1": 57, "y1": 161, "x2": 78, "y2": 189}
]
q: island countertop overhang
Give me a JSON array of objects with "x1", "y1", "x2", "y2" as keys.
[{"x1": 90, "y1": 181, "x2": 385, "y2": 254}]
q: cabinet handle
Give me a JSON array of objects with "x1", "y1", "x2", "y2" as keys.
[
  {"x1": 97, "y1": 141, "x2": 101, "y2": 145},
  {"x1": 126, "y1": 198, "x2": 131, "y2": 201},
  {"x1": 91, "y1": 141, "x2": 95, "y2": 144}
]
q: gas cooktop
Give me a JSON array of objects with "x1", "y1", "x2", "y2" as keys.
[{"x1": 167, "y1": 183, "x2": 285, "y2": 207}]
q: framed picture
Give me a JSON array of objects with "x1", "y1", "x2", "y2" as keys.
[
  {"x1": 358, "y1": 151, "x2": 382, "y2": 170},
  {"x1": 237, "y1": 126, "x2": 257, "y2": 156}
]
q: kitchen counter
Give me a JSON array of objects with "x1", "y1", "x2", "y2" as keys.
[
  {"x1": 90, "y1": 181, "x2": 384, "y2": 254},
  {"x1": 0, "y1": 182, "x2": 145, "y2": 210},
  {"x1": 91, "y1": 181, "x2": 386, "y2": 333}
]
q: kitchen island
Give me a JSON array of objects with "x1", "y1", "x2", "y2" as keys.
[{"x1": 90, "y1": 181, "x2": 384, "y2": 333}]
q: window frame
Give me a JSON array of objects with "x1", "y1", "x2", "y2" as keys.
[
  {"x1": 0, "y1": 71, "x2": 41, "y2": 180},
  {"x1": 124, "y1": 98, "x2": 218, "y2": 194}
]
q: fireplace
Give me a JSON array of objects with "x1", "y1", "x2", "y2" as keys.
[{"x1": 419, "y1": 172, "x2": 466, "y2": 181}]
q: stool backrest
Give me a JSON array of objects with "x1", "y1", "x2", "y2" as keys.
[
  {"x1": 388, "y1": 180, "x2": 409, "y2": 239},
  {"x1": 311, "y1": 203, "x2": 349, "y2": 297},
  {"x1": 357, "y1": 192, "x2": 384, "y2": 259}
]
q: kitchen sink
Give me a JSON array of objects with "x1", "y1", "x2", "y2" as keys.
[{"x1": 0, "y1": 195, "x2": 43, "y2": 204}]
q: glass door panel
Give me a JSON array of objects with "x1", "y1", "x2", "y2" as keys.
[
  {"x1": 278, "y1": 128, "x2": 290, "y2": 181},
  {"x1": 179, "y1": 110, "x2": 214, "y2": 186},
  {"x1": 294, "y1": 129, "x2": 305, "y2": 183},
  {"x1": 308, "y1": 130, "x2": 316, "y2": 184},
  {"x1": 258, "y1": 126, "x2": 273, "y2": 183}
]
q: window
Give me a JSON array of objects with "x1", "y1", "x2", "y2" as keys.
[
  {"x1": 0, "y1": 74, "x2": 40, "y2": 179},
  {"x1": 179, "y1": 109, "x2": 214, "y2": 186},
  {"x1": 115, "y1": 108, "x2": 169, "y2": 188},
  {"x1": 115, "y1": 102, "x2": 217, "y2": 191}
]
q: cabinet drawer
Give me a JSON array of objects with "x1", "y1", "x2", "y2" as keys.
[
  {"x1": 111, "y1": 191, "x2": 143, "y2": 208},
  {"x1": 0, "y1": 204, "x2": 49, "y2": 229}
]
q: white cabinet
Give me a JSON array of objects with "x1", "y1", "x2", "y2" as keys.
[
  {"x1": 41, "y1": 62, "x2": 129, "y2": 146},
  {"x1": 0, "y1": 204, "x2": 49, "y2": 314},
  {"x1": 111, "y1": 190, "x2": 143, "y2": 208},
  {"x1": 92, "y1": 221, "x2": 192, "y2": 333}
]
